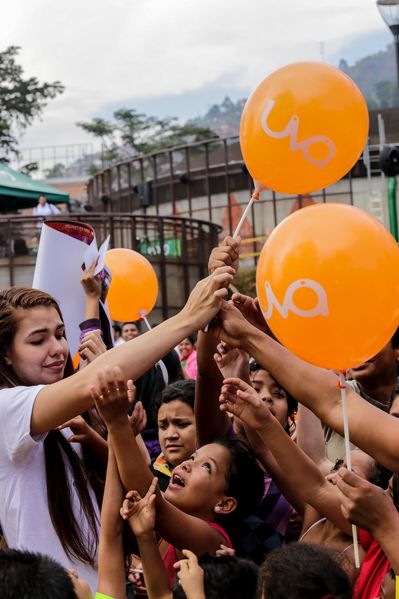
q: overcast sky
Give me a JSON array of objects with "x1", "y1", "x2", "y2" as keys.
[{"x1": 2, "y1": 0, "x2": 393, "y2": 152}]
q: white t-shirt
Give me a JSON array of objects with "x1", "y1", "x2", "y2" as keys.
[
  {"x1": 0, "y1": 385, "x2": 99, "y2": 593},
  {"x1": 32, "y1": 203, "x2": 60, "y2": 217}
]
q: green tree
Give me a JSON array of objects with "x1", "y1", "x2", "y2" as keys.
[
  {"x1": 374, "y1": 80, "x2": 398, "y2": 108},
  {"x1": 0, "y1": 46, "x2": 64, "y2": 157},
  {"x1": 77, "y1": 108, "x2": 218, "y2": 172},
  {"x1": 44, "y1": 162, "x2": 65, "y2": 178}
]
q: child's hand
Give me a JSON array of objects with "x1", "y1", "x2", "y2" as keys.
[
  {"x1": 215, "y1": 544, "x2": 235, "y2": 557},
  {"x1": 174, "y1": 550, "x2": 205, "y2": 598},
  {"x1": 90, "y1": 366, "x2": 129, "y2": 429},
  {"x1": 81, "y1": 260, "x2": 101, "y2": 299},
  {"x1": 78, "y1": 330, "x2": 107, "y2": 366},
  {"x1": 214, "y1": 341, "x2": 249, "y2": 381},
  {"x1": 219, "y1": 377, "x2": 272, "y2": 430},
  {"x1": 57, "y1": 415, "x2": 94, "y2": 445},
  {"x1": 127, "y1": 555, "x2": 146, "y2": 596},
  {"x1": 208, "y1": 236, "x2": 240, "y2": 275},
  {"x1": 128, "y1": 400, "x2": 147, "y2": 437},
  {"x1": 125, "y1": 380, "x2": 148, "y2": 436},
  {"x1": 230, "y1": 292, "x2": 269, "y2": 333},
  {"x1": 120, "y1": 478, "x2": 157, "y2": 538},
  {"x1": 336, "y1": 467, "x2": 397, "y2": 536}
]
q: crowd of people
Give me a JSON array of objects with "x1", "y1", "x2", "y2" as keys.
[{"x1": 0, "y1": 235, "x2": 398, "y2": 599}]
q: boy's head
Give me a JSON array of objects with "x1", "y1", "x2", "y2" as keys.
[
  {"x1": 121, "y1": 321, "x2": 140, "y2": 342},
  {"x1": 257, "y1": 543, "x2": 352, "y2": 599},
  {"x1": 157, "y1": 380, "x2": 197, "y2": 467},
  {"x1": 172, "y1": 554, "x2": 258, "y2": 599},
  {"x1": 0, "y1": 549, "x2": 91, "y2": 599}
]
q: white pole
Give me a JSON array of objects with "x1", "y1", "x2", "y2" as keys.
[{"x1": 339, "y1": 371, "x2": 360, "y2": 568}]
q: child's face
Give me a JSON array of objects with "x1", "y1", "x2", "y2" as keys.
[
  {"x1": 67, "y1": 569, "x2": 92, "y2": 599},
  {"x1": 250, "y1": 369, "x2": 289, "y2": 428},
  {"x1": 158, "y1": 399, "x2": 197, "y2": 467},
  {"x1": 165, "y1": 443, "x2": 233, "y2": 519}
]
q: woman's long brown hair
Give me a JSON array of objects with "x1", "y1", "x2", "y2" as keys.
[{"x1": 0, "y1": 287, "x2": 100, "y2": 566}]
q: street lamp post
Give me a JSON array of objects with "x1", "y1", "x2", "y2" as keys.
[{"x1": 377, "y1": 0, "x2": 399, "y2": 105}]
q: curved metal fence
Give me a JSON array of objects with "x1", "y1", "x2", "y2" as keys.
[{"x1": 0, "y1": 213, "x2": 221, "y2": 321}]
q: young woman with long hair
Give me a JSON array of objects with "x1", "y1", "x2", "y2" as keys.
[{"x1": 0, "y1": 265, "x2": 233, "y2": 593}]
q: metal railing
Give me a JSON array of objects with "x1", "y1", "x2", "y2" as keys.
[
  {"x1": 86, "y1": 137, "x2": 384, "y2": 257},
  {"x1": 0, "y1": 213, "x2": 221, "y2": 321}
]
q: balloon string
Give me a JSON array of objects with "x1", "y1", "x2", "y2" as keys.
[
  {"x1": 205, "y1": 188, "x2": 259, "y2": 332},
  {"x1": 338, "y1": 371, "x2": 360, "y2": 569},
  {"x1": 143, "y1": 316, "x2": 151, "y2": 331},
  {"x1": 232, "y1": 194, "x2": 256, "y2": 240},
  {"x1": 142, "y1": 315, "x2": 167, "y2": 380}
]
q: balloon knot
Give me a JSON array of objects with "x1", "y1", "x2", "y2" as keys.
[{"x1": 251, "y1": 191, "x2": 260, "y2": 201}]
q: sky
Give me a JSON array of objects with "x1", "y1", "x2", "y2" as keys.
[{"x1": 1, "y1": 0, "x2": 394, "y2": 155}]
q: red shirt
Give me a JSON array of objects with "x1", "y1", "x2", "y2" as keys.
[
  {"x1": 162, "y1": 521, "x2": 232, "y2": 588},
  {"x1": 354, "y1": 530, "x2": 389, "y2": 599}
]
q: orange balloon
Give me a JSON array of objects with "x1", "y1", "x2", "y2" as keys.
[
  {"x1": 240, "y1": 62, "x2": 369, "y2": 195},
  {"x1": 256, "y1": 204, "x2": 399, "y2": 370},
  {"x1": 106, "y1": 248, "x2": 158, "y2": 322},
  {"x1": 72, "y1": 352, "x2": 80, "y2": 370}
]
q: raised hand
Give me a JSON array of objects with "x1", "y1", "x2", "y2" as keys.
[
  {"x1": 208, "y1": 236, "x2": 240, "y2": 275},
  {"x1": 57, "y1": 415, "x2": 94, "y2": 445},
  {"x1": 182, "y1": 265, "x2": 235, "y2": 331},
  {"x1": 211, "y1": 300, "x2": 258, "y2": 348},
  {"x1": 78, "y1": 330, "x2": 107, "y2": 366},
  {"x1": 174, "y1": 549, "x2": 205, "y2": 599},
  {"x1": 231, "y1": 292, "x2": 268, "y2": 332},
  {"x1": 121, "y1": 478, "x2": 158, "y2": 539},
  {"x1": 219, "y1": 377, "x2": 272, "y2": 430},
  {"x1": 214, "y1": 341, "x2": 249, "y2": 381},
  {"x1": 336, "y1": 467, "x2": 397, "y2": 535},
  {"x1": 128, "y1": 400, "x2": 147, "y2": 437},
  {"x1": 90, "y1": 366, "x2": 130, "y2": 429},
  {"x1": 81, "y1": 260, "x2": 102, "y2": 300}
]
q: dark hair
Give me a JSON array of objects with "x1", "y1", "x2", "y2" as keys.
[
  {"x1": 367, "y1": 459, "x2": 392, "y2": 490},
  {"x1": 112, "y1": 324, "x2": 122, "y2": 334},
  {"x1": 0, "y1": 287, "x2": 99, "y2": 566},
  {"x1": 214, "y1": 437, "x2": 264, "y2": 520},
  {"x1": 258, "y1": 543, "x2": 352, "y2": 599},
  {"x1": 172, "y1": 554, "x2": 258, "y2": 599},
  {"x1": 391, "y1": 327, "x2": 399, "y2": 349},
  {"x1": 249, "y1": 360, "x2": 297, "y2": 430},
  {"x1": 0, "y1": 549, "x2": 78, "y2": 599},
  {"x1": 122, "y1": 321, "x2": 141, "y2": 332},
  {"x1": 160, "y1": 380, "x2": 195, "y2": 411}
]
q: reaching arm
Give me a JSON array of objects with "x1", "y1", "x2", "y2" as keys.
[
  {"x1": 174, "y1": 550, "x2": 206, "y2": 599},
  {"x1": 296, "y1": 404, "x2": 332, "y2": 476},
  {"x1": 94, "y1": 367, "x2": 231, "y2": 557},
  {"x1": 194, "y1": 236, "x2": 241, "y2": 446},
  {"x1": 215, "y1": 301, "x2": 399, "y2": 473},
  {"x1": 122, "y1": 479, "x2": 171, "y2": 599},
  {"x1": 30, "y1": 267, "x2": 234, "y2": 436},
  {"x1": 81, "y1": 261, "x2": 102, "y2": 320},
  {"x1": 219, "y1": 377, "x2": 352, "y2": 534},
  {"x1": 337, "y1": 468, "x2": 399, "y2": 573},
  {"x1": 97, "y1": 445, "x2": 126, "y2": 599},
  {"x1": 195, "y1": 331, "x2": 230, "y2": 446}
]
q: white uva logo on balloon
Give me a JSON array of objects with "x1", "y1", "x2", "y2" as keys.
[
  {"x1": 263, "y1": 279, "x2": 329, "y2": 320},
  {"x1": 260, "y1": 99, "x2": 336, "y2": 169}
]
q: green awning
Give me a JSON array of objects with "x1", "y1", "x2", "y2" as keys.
[{"x1": 0, "y1": 164, "x2": 70, "y2": 212}]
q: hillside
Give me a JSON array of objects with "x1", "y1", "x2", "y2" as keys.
[{"x1": 191, "y1": 43, "x2": 398, "y2": 136}]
